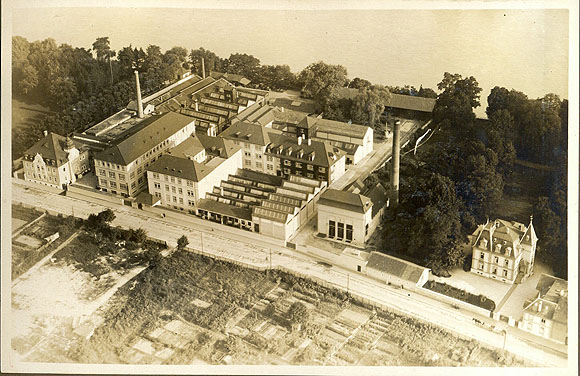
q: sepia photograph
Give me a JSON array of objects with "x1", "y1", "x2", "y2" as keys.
[{"x1": 1, "y1": 0, "x2": 578, "y2": 374}]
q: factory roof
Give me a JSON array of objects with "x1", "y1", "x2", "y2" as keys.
[
  {"x1": 219, "y1": 121, "x2": 275, "y2": 146},
  {"x1": 317, "y1": 189, "x2": 372, "y2": 214},
  {"x1": 366, "y1": 252, "x2": 428, "y2": 284},
  {"x1": 197, "y1": 198, "x2": 253, "y2": 220},
  {"x1": 266, "y1": 133, "x2": 346, "y2": 168},
  {"x1": 95, "y1": 112, "x2": 194, "y2": 165}
]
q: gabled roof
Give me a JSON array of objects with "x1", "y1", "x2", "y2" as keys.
[
  {"x1": 271, "y1": 107, "x2": 309, "y2": 125},
  {"x1": 209, "y1": 71, "x2": 251, "y2": 86},
  {"x1": 95, "y1": 112, "x2": 195, "y2": 165},
  {"x1": 336, "y1": 87, "x2": 436, "y2": 113},
  {"x1": 24, "y1": 132, "x2": 84, "y2": 167},
  {"x1": 196, "y1": 132, "x2": 241, "y2": 158},
  {"x1": 296, "y1": 116, "x2": 319, "y2": 130},
  {"x1": 219, "y1": 121, "x2": 273, "y2": 146},
  {"x1": 307, "y1": 117, "x2": 371, "y2": 139},
  {"x1": 367, "y1": 252, "x2": 428, "y2": 284},
  {"x1": 317, "y1": 189, "x2": 372, "y2": 214},
  {"x1": 363, "y1": 183, "x2": 389, "y2": 218},
  {"x1": 266, "y1": 133, "x2": 346, "y2": 167}
]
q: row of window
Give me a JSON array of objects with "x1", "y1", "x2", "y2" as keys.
[
  {"x1": 475, "y1": 261, "x2": 509, "y2": 277},
  {"x1": 478, "y1": 252, "x2": 511, "y2": 267},
  {"x1": 328, "y1": 221, "x2": 354, "y2": 242}
]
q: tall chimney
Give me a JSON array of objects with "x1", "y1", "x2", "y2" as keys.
[
  {"x1": 134, "y1": 70, "x2": 144, "y2": 119},
  {"x1": 201, "y1": 57, "x2": 206, "y2": 79},
  {"x1": 194, "y1": 99, "x2": 199, "y2": 112},
  {"x1": 390, "y1": 120, "x2": 401, "y2": 206}
]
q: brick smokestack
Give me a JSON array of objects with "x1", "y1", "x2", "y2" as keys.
[
  {"x1": 390, "y1": 120, "x2": 401, "y2": 206},
  {"x1": 134, "y1": 70, "x2": 144, "y2": 119},
  {"x1": 201, "y1": 57, "x2": 206, "y2": 79}
]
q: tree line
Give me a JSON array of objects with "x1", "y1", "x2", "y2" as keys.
[{"x1": 381, "y1": 72, "x2": 568, "y2": 278}]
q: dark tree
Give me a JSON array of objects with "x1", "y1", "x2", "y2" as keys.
[
  {"x1": 298, "y1": 61, "x2": 348, "y2": 111},
  {"x1": 433, "y1": 72, "x2": 482, "y2": 129},
  {"x1": 177, "y1": 235, "x2": 189, "y2": 250}
]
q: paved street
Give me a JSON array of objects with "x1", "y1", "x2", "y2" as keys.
[{"x1": 10, "y1": 179, "x2": 568, "y2": 367}]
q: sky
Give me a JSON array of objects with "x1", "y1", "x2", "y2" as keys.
[{"x1": 10, "y1": 6, "x2": 570, "y2": 117}]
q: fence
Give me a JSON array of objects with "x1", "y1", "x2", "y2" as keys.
[{"x1": 415, "y1": 286, "x2": 492, "y2": 318}]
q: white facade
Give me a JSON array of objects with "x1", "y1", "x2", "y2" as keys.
[
  {"x1": 94, "y1": 120, "x2": 196, "y2": 197},
  {"x1": 318, "y1": 203, "x2": 372, "y2": 247},
  {"x1": 146, "y1": 149, "x2": 242, "y2": 212}
]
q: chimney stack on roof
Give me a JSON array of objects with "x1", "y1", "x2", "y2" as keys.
[
  {"x1": 134, "y1": 70, "x2": 144, "y2": 119},
  {"x1": 390, "y1": 119, "x2": 401, "y2": 206},
  {"x1": 194, "y1": 100, "x2": 199, "y2": 112},
  {"x1": 43, "y1": 130, "x2": 48, "y2": 137}
]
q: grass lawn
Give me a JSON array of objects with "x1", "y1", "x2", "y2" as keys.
[
  {"x1": 12, "y1": 98, "x2": 53, "y2": 130},
  {"x1": 65, "y1": 250, "x2": 531, "y2": 366}
]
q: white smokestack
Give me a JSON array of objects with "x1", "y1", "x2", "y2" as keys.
[
  {"x1": 390, "y1": 120, "x2": 401, "y2": 206},
  {"x1": 195, "y1": 100, "x2": 199, "y2": 112},
  {"x1": 134, "y1": 70, "x2": 144, "y2": 119},
  {"x1": 201, "y1": 57, "x2": 206, "y2": 79}
]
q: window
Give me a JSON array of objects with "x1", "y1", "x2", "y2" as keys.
[
  {"x1": 346, "y1": 224, "x2": 353, "y2": 242},
  {"x1": 155, "y1": 192, "x2": 161, "y2": 198},
  {"x1": 319, "y1": 167, "x2": 326, "y2": 173},
  {"x1": 283, "y1": 168, "x2": 291, "y2": 175},
  {"x1": 179, "y1": 198, "x2": 183, "y2": 204},
  {"x1": 365, "y1": 224, "x2": 369, "y2": 236},
  {"x1": 541, "y1": 318, "x2": 546, "y2": 324},
  {"x1": 493, "y1": 268, "x2": 497, "y2": 275},
  {"x1": 479, "y1": 263, "x2": 484, "y2": 270},
  {"x1": 188, "y1": 200, "x2": 195, "y2": 206},
  {"x1": 118, "y1": 174, "x2": 125, "y2": 181},
  {"x1": 164, "y1": 175, "x2": 168, "y2": 181},
  {"x1": 256, "y1": 162, "x2": 262, "y2": 169},
  {"x1": 172, "y1": 196, "x2": 177, "y2": 203},
  {"x1": 138, "y1": 177, "x2": 144, "y2": 184},
  {"x1": 307, "y1": 173, "x2": 314, "y2": 178},
  {"x1": 120, "y1": 183, "x2": 128, "y2": 190},
  {"x1": 171, "y1": 186, "x2": 176, "y2": 193},
  {"x1": 480, "y1": 252, "x2": 485, "y2": 259},
  {"x1": 166, "y1": 195, "x2": 171, "y2": 201},
  {"x1": 100, "y1": 178, "x2": 108, "y2": 186},
  {"x1": 245, "y1": 160, "x2": 252, "y2": 166},
  {"x1": 267, "y1": 164, "x2": 273, "y2": 171},
  {"x1": 109, "y1": 181, "x2": 117, "y2": 188},
  {"x1": 337, "y1": 222, "x2": 344, "y2": 240},
  {"x1": 131, "y1": 182, "x2": 136, "y2": 189},
  {"x1": 245, "y1": 151, "x2": 251, "y2": 157},
  {"x1": 152, "y1": 173, "x2": 159, "y2": 179},
  {"x1": 165, "y1": 185, "x2": 170, "y2": 191},
  {"x1": 130, "y1": 171, "x2": 135, "y2": 179},
  {"x1": 178, "y1": 188, "x2": 183, "y2": 194},
  {"x1": 256, "y1": 154, "x2": 262, "y2": 159},
  {"x1": 170, "y1": 176, "x2": 175, "y2": 183},
  {"x1": 295, "y1": 162, "x2": 302, "y2": 168},
  {"x1": 187, "y1": 190, "x2": 194, "y2": 197},
  {"x1": 100, "y1": 169, "x2": 106, "y2": 176},
  {"x1": 177, "y1": 178, "x2": 182, "y2": 185},
  {"x1": 284, "y1": 160, "x2": 292, "y2": 166},
  {"x1": 137, "y1": 167, "x2": 142, "y2": 174},
  {"x1": 329, "y1": 220, "x2": 336, "y2": 238},
  {"x1": 154, "y1": 182, "x2": 161, "y2": 189},
  {"x1": 187, "y1": 181, "x2": 193, "y2": 187},
  {"x1": 267, "y1": 156, "x2": 273, "y2": 162},
  {"x1": 505, "y1": 259, "x2": 509, "y2": 267},
  {"x1": 503, "y1": 270, "x2": 508, "y2": 277},
  {"x1": 307, "y1": 165, "x2": 314, "y2": 171}
]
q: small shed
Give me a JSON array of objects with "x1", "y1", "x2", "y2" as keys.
[{"x1": 366, "y1": 252, "x2": 429, "y2": 290}]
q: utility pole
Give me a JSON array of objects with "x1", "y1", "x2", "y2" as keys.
[
  {"x1": 502, "y1": 329, "x2": 507, "y2": 350},
  {"x1": 347, "y1": 273, "x2": 350, "y2": 295}
]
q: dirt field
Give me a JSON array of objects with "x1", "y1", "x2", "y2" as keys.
[
  {"x1": 62, "y1": 250, "x2": 533, "y2": 367},
  {"x1": 11, "y1": 229, "x2": 150, "y2": 363}
]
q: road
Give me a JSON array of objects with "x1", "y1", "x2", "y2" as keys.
[{"x1": 10, "y1": 179, "x2": 568, "y2": 367}]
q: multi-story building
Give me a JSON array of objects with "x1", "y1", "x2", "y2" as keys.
[
  {"x1": 218, "y1": 121, "x2": 278, "y2": 174},
  {"x1": 469, "y1": 218, "x2": 538, "y2": 284},
  {"x1": 265, "y1": 133, "x2": 346, "y2": 184},
  {"x1": 146, "y1": 132, "x2": 242, "y2": 213},
  {"x1": 93, "y1": 112, "x2": 196, "y2": 197},
  {"x1": 520, "y1": 274, "x2": 567, "y2": 344},
  {"x1": 22, "y1": 132, "x2": 90, "y2": 189}
]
